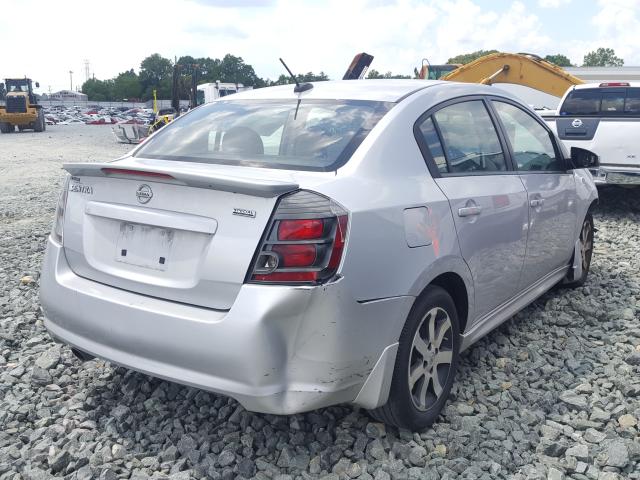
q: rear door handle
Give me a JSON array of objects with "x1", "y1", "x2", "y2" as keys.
[
  {"x1": 529, "y1": 198, "x2": 545, "y2": 208},
  {"x1": 458, "y1": 206, "x2": 482, "y2": 217}
]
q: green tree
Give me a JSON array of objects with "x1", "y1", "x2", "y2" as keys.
[
  {"x1": 367, "y1": 69, "x2": 411, "y2": 79},
  {"x1": 269, "y1": 71, "x2": 329, "y2": 86},
  {"x1": 544, "y1": 54, "x2": 572, "y2": 67},
  {"x1": 219, "y1": 54, "x2": 265, "y2": 86},
  {"x1": 81, "y1": 78, "x2": 113, "y2": 101},
  {"x1": 583, "y1": 48, "x2": 624, "y2": 67},
  {"x1": 446, "y1": 50, "x2": 499, "y2": 65},
  {"x1": 112, "y1": 69, "x2": 142, "y2": 100},
  {"x1": 139, "y1": 53, "x2": 173, "y2": 100}
]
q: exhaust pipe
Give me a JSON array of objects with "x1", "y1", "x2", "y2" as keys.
[{"x1": 71, "y1": 347, "x2": 95, "y2": 362}]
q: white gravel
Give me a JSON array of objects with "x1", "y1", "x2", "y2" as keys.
[{"x1": 0, "y1": 126, "x2": 638, "y2": 480}]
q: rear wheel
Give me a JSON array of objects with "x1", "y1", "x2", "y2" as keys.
[
  {"x1": 564, "y1": 213, "x2": 594, "y2": 288},
  {"x1": 370, "y1": 286, "x2": 460, "y2": 430},
  {"x1": 34, "y1": 110, "x2": 44, "y2": 132}
]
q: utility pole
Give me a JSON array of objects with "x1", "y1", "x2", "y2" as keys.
[
  {"x1": 84, "y1": 60, "x2": 90, "y2": 83},
  {"x1": 69, "y1": 70, "x2": 73, "y2": 91}
]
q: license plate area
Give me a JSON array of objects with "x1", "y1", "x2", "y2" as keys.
[{"x1": 115, "y1": 222, "x2": 174, "y2": 271}]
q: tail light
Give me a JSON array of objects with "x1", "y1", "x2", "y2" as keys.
[
  {"x1": 51, "y1": 175, "x2": 70, "y2": 244},
  {"x1": 249, "y1": 190, "x2": 349, "y2": 284}
]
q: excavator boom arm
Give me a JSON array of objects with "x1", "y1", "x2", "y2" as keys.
[{"x1": 441, "y1": 53, "x2": 584, "y2": 98}]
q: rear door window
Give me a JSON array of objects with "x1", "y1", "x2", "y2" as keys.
[
  {"x1": 421, "y1": 100, "x2": 507, "y2": 174},
  {"x1": 417, "y1": 117, "x2": 447, "y2": 173},
  {"x1": 625, "y1": 89, "x2": 640, "y2": 114},
  {"x1": 560, "y1": 87, "x2": 640, "y2": 116}
]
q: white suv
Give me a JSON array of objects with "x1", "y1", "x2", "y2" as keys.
[{"x1": 544, "y1": 82, "x2": 640, "y2": 185}]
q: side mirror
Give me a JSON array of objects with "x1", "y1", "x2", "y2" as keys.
[
  {"x1": 569, "y1": 147, "x2": 599, "y2": 170},
  {"x1": 35, "y1": 82, "x2": 40, "y2": 88}
]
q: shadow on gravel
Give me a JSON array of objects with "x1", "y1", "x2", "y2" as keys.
[{"x1": 594, "y1": 185, "x2": 640, "y2": 216}]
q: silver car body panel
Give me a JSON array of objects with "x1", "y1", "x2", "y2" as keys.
[
  {"x1": 41, "y1": 80, "x2": 598, "y2": 413},
  {"x1": 435, "y1": 175, "x2": 528, "y2": 321},
  {"x1": 42, "y1": 238, "x2": 413, "y2": 413},
  {"x1": 517, "y1": 172, "x2": 577, "y2": 290}
]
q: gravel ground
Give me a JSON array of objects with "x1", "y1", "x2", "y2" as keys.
[{"x1": 0, "y1": 126, "x2": 638, "y2": 480}]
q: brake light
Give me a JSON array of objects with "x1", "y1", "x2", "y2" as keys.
[
  {"x1": 278, "y1": 219, "x2": 324, "y2": 240},
  {"x1": 101, "y1": 168, "x2": 174, "y2": 180},
  {"x1": 599, "y1": 82, "x2": 630, "y2": 87},
  {"x1": 249, "y1": 191, "x2": 349, "y2": 284}
]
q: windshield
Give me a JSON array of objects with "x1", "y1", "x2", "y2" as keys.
[
  {"x1": 7, "y1": 81, "x2": 28, "y2": 92},
  {"x1": 560, "y1": 87, "x2": 640, "y2": 116},
  {"x1": 134, "y1": 99, "x2": 393, "y2": 171}
]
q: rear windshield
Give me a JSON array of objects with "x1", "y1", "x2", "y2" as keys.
[
  {"x1": 134, "y1": 99, "x2": 393, "y2": 171},
  {"x1": 560, "y1": 87, "x2": 640, "y2": 116}
]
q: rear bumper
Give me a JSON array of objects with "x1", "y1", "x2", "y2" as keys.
[
  {"x1": 40, "y1": 237, "x2": 411, "y2": 414},
  {"x1": 590, "y1": 166, "x2": 640, "y2": 185}
]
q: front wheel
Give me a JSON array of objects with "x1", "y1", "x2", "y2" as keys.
[
  {"x1": 564, "y1": 213, "x2": 594, "y2": 288},
  {"x1": 34, "y1": 110, "x2": 45, "y2": 132},
  {"x1": 370, "y1": 286, "x2": 460, "y2": 430}
]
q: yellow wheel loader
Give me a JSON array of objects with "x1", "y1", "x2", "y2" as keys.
[{"x1": 0, "y1": 78, "x2": 45, "y2": 133}]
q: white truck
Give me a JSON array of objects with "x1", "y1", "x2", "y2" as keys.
[
  {"x1": 543, "y1": 82, "x2": 640, "y2": 186},
  {"x1": 196, "y1": 82, "x2": 253, "y2": 105}
]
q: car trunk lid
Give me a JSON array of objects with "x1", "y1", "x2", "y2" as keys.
[{"x1": 61, "y1": 161, "x2": 299, "y2": 310}]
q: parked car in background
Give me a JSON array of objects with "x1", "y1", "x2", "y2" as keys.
[
  {"x1": 544, "y1": 82, "x2": 640, "y2": 186},
  {"x1": 40, "y1": 80, "x2": 598, "y2": 429}
]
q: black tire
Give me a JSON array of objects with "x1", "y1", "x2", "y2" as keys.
[
  {"x1": 34, "y1": 110, "x2": 44, "y2": 132},
  {"x1": 0, "y1": 123, "x2": 13, "y2": 133},
  {"x1": 563, "y1": 213, "x2": 594, "y2": 288},
  {"x1": 370, "y1": 285, "x2": 461, "y2": 430}
]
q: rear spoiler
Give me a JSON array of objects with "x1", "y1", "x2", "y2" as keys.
[{"x1": 63, "y1": 162, "x2": 299, "y2": 198}]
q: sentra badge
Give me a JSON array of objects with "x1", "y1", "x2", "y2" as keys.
[
  {"x1": 233, "y1": 208, "x2": 256, "y2": 218},
  {"x1": 69, "y1": 182, "x2": 93, "y2": 195}
]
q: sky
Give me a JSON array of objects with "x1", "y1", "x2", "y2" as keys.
[{"x1": 1, "y1": 0, "x2": 638, "y2": 93}]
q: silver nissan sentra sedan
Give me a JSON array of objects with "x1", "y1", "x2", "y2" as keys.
[{"x1": 41, "y1": 80, "x2": 598, "y2": 429}]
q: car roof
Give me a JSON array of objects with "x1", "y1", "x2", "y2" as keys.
[
  {"x1": 226, "y1": 79, "x2": 444, "y2": 103},
  {"x1": 573, "y1": 82, "x2": 640, "y2": 90}
]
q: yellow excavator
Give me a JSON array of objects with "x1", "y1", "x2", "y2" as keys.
[{"x1": 419, "y1": 52, "x2": 584, "y2": 98}]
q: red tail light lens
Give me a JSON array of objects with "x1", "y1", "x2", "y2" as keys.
[
  {"x1": 278, "y1": 219, "x2": 324, "y2": 240},
  {"x1": 249, "y1": 190, "x2": 349, "y2": 284},
  {"x1": 327, "y1": 215, "x2": 348, "y2": 270},
  {"x1": 272, "y1": 244, "x2": 317, "y2": 267}
]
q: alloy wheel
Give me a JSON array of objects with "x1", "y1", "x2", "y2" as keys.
[{"x1": 408, "y1": 307, "x2": 454, "y2": 411}]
